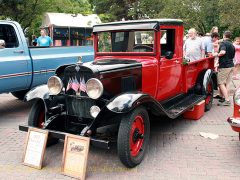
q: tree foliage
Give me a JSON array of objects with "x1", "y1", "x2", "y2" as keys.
[
  {"x1": 0, "y1": 0, "x2": 240, "y2": 38},
  {"x1": 0, "y1": 0, "x2": 92, "y2": 36},
  {"x1": 0, "y1": 0, "x2": 46, "y2": 31},
  {"x1": 89, "y1": 0, "x2": 164, "y2": 22}
]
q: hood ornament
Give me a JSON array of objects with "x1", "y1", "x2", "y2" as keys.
[{"x1": 75, "y1": 65, "x2": 80, "y2": 72}]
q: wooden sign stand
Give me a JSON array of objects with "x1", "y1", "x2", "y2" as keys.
[
  {"x1": 23, "y1": 128, "x2": 48, "y2": 169},
  {"x1": 61, "y1": 134, "x2": 90, "y2": 180}
]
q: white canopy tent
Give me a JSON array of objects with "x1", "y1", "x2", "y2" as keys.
[
  {"x1": 40, "y1": 13, "x2": 101, "y2": 46},
  {"x1": 41, "y1": 13, "x2": 101, "y2": 28}
]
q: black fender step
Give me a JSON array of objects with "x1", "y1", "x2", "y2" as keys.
[{"x1": 162, "y1": 94, "x2": 205, "y2": 118}]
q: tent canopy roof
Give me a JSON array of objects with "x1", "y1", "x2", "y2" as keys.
[{"x1": 41, "y1": 13, "x2": 101, "y2": 28}]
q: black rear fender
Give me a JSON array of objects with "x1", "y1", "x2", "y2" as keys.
[{"x1": 195, "y1": 69, "x2": 217, "y2": 94}]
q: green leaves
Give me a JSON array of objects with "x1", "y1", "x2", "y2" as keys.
[
  {"x1": 0, "y1": 0, "x2": 92, "y2": 37},
  {"x1": 0, "y1": 0, "x2": 239, "y2": 39}
]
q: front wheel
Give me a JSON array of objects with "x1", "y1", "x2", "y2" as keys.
[
  {"x1": 205, "y1": 79, "x2": 214, "y2": 111},
  {"x1": 28, "y1": 100, "x2": 59, "y2": 146},
  {"x1": 117, "y1": 107, "x2": 150, "y2": 168}
]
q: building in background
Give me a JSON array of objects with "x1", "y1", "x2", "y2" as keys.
[{"x1": 41, "y1": 13, "x2": 101, "y2": 46}]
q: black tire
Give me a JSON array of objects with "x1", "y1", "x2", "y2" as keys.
[
  {"x1": 205, "y1": 79, "x2": 214, "y2": 111},
  {"x1": 11, "y1": 89, "x2": 29, "y2": 100},
  {"x1": 117, "y1": 107, "x2": 150, "y2": 168},
  {"x1": 28, "y1": 100, "x2": 59, "y2": 147}
]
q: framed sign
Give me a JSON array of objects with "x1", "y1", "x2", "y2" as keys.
[
  {"x1": 61, "y1": 134, "x2": 90, "y2": 180},
  {"x1": 23, "y1": 128, "x2": 48, "y2": 169}
]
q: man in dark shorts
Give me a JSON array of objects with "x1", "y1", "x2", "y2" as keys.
[{"x1": 216, "y1": 31, "x2": 235, "y2": 106}]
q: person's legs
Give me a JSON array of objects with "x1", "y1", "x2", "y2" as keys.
[
  {"x1": 219, "y1": 84, "x2": 229, "y2": 101},
  {"x1": 217, "y1": 68, "x2": 232, "y2": 105},
  {"x1": 233, "y1": 64, "x2": 240, "y2": 79}
]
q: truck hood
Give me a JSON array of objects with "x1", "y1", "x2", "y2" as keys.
[
  {"x1": 85, "y1": 59, "x2": 142, "y2": 74},
  {"x1": 64, "y1": 59, "x2": 142, "y2": 98}
]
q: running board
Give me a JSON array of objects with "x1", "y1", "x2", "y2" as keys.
[{"x1": 162, "y1": 94, "x2": 205, "y2": 118}]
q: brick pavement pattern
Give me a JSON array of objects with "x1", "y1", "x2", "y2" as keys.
[{"x1": 0, "y1": 80, "x2": 240, "y2": 180}]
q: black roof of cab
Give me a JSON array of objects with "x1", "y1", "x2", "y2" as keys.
[{"x1": 93, "y1": 19, "x2": 183, "y2": 33}]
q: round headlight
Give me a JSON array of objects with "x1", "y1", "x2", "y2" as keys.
[
  {"x1": 47, "y1": 76, "x2": 63, "y2": 95},
  {"x1": 234, "y1": 87, "x2": 240, "y2": 106},
  {"x1": 90, "y1": 106, "x2": 101, "y2": 118},
  {"x1": 86, "y1": 78, "x2": 103, "y2": 99}
]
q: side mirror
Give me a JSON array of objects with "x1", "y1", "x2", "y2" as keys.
[
  {"x1": 165, "y1": 51, "x2": 173, "y2": 59},
  {"x1": 0, "y1": 39, "x2": 5, "y2": 49}
]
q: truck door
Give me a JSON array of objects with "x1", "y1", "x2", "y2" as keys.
[
  {"x1": 0, "y1": 23, "x2": 30, "y2": 93},
  {"x1": 157, "y1": 28, "x2": 183, "y2": 100}
]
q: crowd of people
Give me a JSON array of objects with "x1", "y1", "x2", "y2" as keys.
[{"x1": 183, "y1": 27, "x2": 240, "y2": 106}]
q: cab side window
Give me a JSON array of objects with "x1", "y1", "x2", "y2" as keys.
[
  {"x1": 0, "y1": 24, "x2": 19, "y2": 48},
  {"x1": 160, "y1": 29, "x2": 175, "y2": 56}
]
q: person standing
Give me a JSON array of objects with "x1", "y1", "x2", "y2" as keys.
[
  {"x1": 216, "y1": 31, "x2": 235, "y2": 106},
  {"x1": 183, "y1": 28, "x2": 205, "y2": 61},
  {"x1": 203, "y1": 33, "x2": 213, "y2": 57},
  {"x1": 211, "y1": 32, "x2": 220, "y2": 71},
  {"x1": 210, "y1": 26, "x2": 219, "y2": 34},
  {"x1": 37, "y1": 29, "x2": 53, "y2": 47},
  {"x1": 232, "y1": 37, "x2": 240, "y2": 79}
]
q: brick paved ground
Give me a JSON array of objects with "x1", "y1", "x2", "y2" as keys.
[{"x1": 1, "y1": 81, "x2": 240, "y2": 180}]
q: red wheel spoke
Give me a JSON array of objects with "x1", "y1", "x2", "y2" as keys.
[{"x1": 130, "y1": 115, "x2": 144, "y2": 157}]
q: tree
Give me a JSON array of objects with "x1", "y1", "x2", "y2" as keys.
[
  {"x1": 157, "y1": 0, "x2": 220, "y2": 34},
  {"x1": 0, "y1": 0, "x2": 47, "y2": 31},
  {"x1": 0, "y1": 0, "x2": 93, "y2": 37},
  {"x1": 219, "y1": 0, "x2": 240, "y2": 38},
  {"x1": 90, "y1": 0, "x2": 164, "y2": 22}
]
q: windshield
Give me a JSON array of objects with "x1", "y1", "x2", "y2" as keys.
[{"x1": 97, "y1": 30, "x2": 154, "y2": 53}]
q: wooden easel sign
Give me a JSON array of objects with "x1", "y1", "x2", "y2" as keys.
[
  {"x1": 23, "y1": 128, "x2": 48, "y2": 169},
  {"x1": 61, "y1": 134, "x2": 90, "y2": 180}
]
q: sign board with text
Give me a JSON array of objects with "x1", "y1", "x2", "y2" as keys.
[
  {"x1": 61, "y1": 134, "x2": 90, "y2": 180},
  {"x1": 23, "y1": 128, "x2": 48, "y2": 169}
]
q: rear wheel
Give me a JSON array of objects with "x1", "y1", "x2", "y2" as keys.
[
  {"x1": 205, "y1": 79, "x2": 214, "y2": 111},
  {"x1": 28, "y1": 100, "x2": 59, "y2": 146},
  {"x1": 117, "y1": 107, "x2": 150, "y2": 168}
]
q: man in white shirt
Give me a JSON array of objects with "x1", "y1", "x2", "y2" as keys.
[{"x1": 183, "y1": 28, "x2": 205, "y2": 61}]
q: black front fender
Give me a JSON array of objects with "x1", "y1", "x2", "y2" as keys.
[
  {"x1": 106, "y1": 92, "x2": 147, "y2": 113},
  {"x1": 105, "y1": 92, "x2": 169, "y2": 117},
  {"x1": 24, "y1": 85, "x2": 50, "y2": 102}
]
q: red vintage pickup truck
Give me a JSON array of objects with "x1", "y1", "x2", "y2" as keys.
[{"x1": 20, "y1": 19, "x2": 217, "y2": 168}]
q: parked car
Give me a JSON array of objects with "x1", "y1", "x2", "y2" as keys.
[
  {"x1": 227, "y1": 86, "x2": 240, "y2": 139},
  {"x1": 20, "y1": 19, "x2": 217, "y2": 168},
  {"x1": 0, "y1": 20, "x2": 93, "y2": 99}
]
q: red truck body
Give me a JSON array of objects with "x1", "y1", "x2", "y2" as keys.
[{"x1": 20, "y1": 19, "x2": 218, "y2": 168}]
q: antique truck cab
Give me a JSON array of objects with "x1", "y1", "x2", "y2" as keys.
[
  {"x1": 227, "y1": 87, "x2": 240, "y2": 139},
  {"x1": 20, "y1": 19, "x2": 217, "y2": 168}
]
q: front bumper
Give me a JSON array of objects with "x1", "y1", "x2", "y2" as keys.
[
  {"x1": 227, "y1": 117, "x2": 240, "y2": 132},
  {"x1": 19, "y1": 124, "x2": 113, "y2": 149}
]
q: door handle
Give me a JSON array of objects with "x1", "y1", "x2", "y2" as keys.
[{"x1": 13, "y1": 50, "x2": 24, "y2": 53}]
